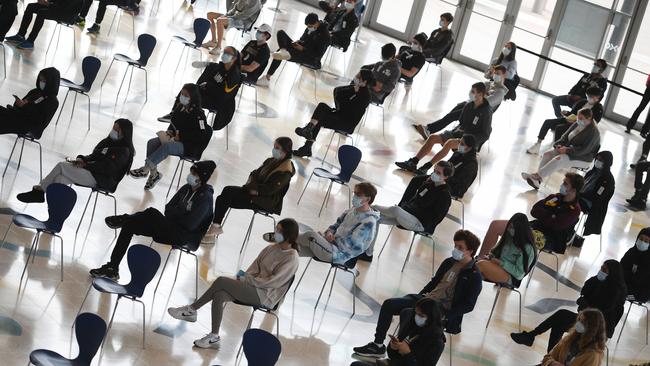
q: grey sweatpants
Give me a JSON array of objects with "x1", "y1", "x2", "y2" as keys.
[
  {"x1": 40, "y1": 161, "x2": 97, "y2": 190},
  {"x1": 366, "y1": 205, "x2": 424, "y2": 256},
  {"x1": 296, "y1": 231, "x2": 334, "y2": 262}
]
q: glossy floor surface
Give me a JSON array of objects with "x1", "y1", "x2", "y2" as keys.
[{"x1": 0, "y1": 1, "x2": 649, "y2": 365}]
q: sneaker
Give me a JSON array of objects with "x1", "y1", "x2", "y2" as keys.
[
  {"x1": 356, "y1": 252, "x2": 373, "y2": 262},
  {"x1": 625, "y1": 128, "x2": 631, "y2": 134},
  {"x1": 5, "y1": 34, "x2": 25, "y2": 43},
  {"x1": 294, "y1": 125, "x2": 315, "y2": 140},
  {"x1": 191, "y1": 61, "x2": 210, "y2": 68},
  {"x1": 526, "y1": 142, "x2": 541, "y2": 155},
  {"x1": 201, "y1": 224, "x2": 223, "y2": 244},
  {"x1": 89, "y1": 264, "x2": 120, "y2": 281},
  {"x1": 144, "y1": 171, "x2": 162, "y2": 190},
  {"x1": 510, "y1": 331, "x2": 535, "y2": 347},
  {"x1": 167, "y1": 305, "x2": 197, "y2": 322},
  {"x1": 86, "y1": 24, "x2": 100, "y2": 34},
  {"x1": 293, "y1": 145, "x2": 312, "y2": 158},
  {"x1": 627, "y1": 197, "x2": 647, "y2": 210},
  {"x1": 416, "y1": 162, "x2": 432, "y2": 176},
  {"x1": 256, "y1": 77, "x2": 270, "y2": 87},
  {"x1": 157, "y1": 113, "x2": 172, "y2": 123},
  {"x1": 16, "y1": 189, "x2": 45, "y2": 203},
  {"x1": 193, "y1": 333, "x2": 221, "y2": 349},
  {"x1": 105, "y1": 214, "x2": 130, "y2": 229},
  {"x1": 17, "y1": 40, "x2": 34, "y2": 50},
  {"x1": 521, "y1": 172, "x2": 541, "y2": 190},
  {"x1": 412, "y1": 124, "x2": 430, "y2": 140},
  {"x1": 75, "y1": 16, "x2": 86, "y2": 27},
  {"x1": 209, "y1": 47, "x2": 222, "y2": 56},
  {"x1": 201, "y1": 40, "x2": 217, "y2": 49},
  {"x1": 572, "y1": 235, "x2": 585, "y2": 248},
  {"x1": 129, "y1": 166, "x2": 149, "y2": 178},
  {"x1": 395, "y1": 159, "x2": 418, "y2": 173},
  {"x1": 353, "y1": 342, "x2": 386, "y2": 357},
  {"x1": 272, "y1": 49, "x2": 291, "y2": 61}
]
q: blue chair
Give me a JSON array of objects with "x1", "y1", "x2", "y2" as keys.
[
  {"x1": 101, "y1": 33, "x2": 157, "y2": 102},
  {"x1": 297, "y1": 145, "x2": 361, "y2": 217},
  {"x1": 29, "y1": 312, "x2": 106, "y2": 366},
  {"x1": 242, "y1": 328, "x2": 282, "y2": 366},
  {"x1": 378, "y1": 226, "x2": 436, "y2": 273},
  {"x1": 160, "y1": 18, "x2": 210, "y2": 73},
  {"x1": 0, "y1": 184, "x2": 77, "y2": 282},
  {"x1": 56, "y1": 56, "x2": 101, "y2": 130},
  {"x1": 75, "y1": 244, "x2": 161, "y2": 348}
]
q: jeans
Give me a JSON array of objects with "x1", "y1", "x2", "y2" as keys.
[
  {"x1": 537, "y1": 150, "x2": 591, "y2": 178},
  {"x1": 296, "y1": 231, "x2": 334, "y2": 262},
  {"x1": 145, "y1": 137, "x2": 184, "y2": 168},
  {"x1": 626, "y1": 86, "x2": 650, "y2": 133},
  {"x1": 373, "y1": 294, "x2": 423, "y2": 344},
  {"x1": 551, "y1": 95, "x2": 579, "y2": 118},
  {"x1": 40, "y1": 161, "x2": 97, "y2": 190},
  {"x1": 537, "y1": 117, "x2": 567, "y2": 140}
]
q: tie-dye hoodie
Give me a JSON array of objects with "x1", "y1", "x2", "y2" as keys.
[{"x1": 328, "y1": 208, "x2": 380, "y2": 264}]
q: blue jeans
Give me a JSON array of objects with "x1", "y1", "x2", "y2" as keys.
[
  {"x1": 551, "y1": 95, "x2": 579, "y2": 118},
  {"x1": 145, "y1": 137, "x2": 184, "y2": 168}
]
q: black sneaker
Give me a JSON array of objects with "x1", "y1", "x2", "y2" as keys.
[
  {"x1": 572, "y1": 235, "x2": 585, "y2": 248},
  {"x1": 105, "y1": 214, "x2": 130, "y2": 229},
  {"x1": 353, "y1": 342, "x2": 386, "y2": 357},
  {"x1": 356, "y1": 252, "x2": 373, "y2": 262},
  {"x1": 510, "y1": 331, "x2": 535, "y2": 347},
  {"x1": 89, "y1": 264, "x2": 120, "y2": 281},
  {"x1": 294, "y1": 124, "x2": 315, "y2": 140},
  {"x1": 157, "y1": 113, "x2": 172, "y2": 123},
  {"x1": 395, "y1": 158, "x2": 418, "y2": 173},
  {"x1": 416, "y1": 162, "x2": 432, "y2": 176},
  {"x1": 16, "y1": 189, "x2": 45, "y2": 203},
  {"x1": 627, "y1": 198, "x2": 647, "y2": 210},
  {"x1": 86, "y1": 24, "x2": 100, "y2": 34},
  {"x1": 144, "y1": 171, "x2": 162, "y2": 190},
  {"x1": 293, "y1": 145, "x2": 312, "y2": 158}
]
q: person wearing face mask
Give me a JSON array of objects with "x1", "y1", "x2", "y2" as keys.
[
  {"x1": 4, "y1": 0, "x2": 81, "y2": 49},
  {"x1": 397, "y1": 82, "x2": 492, "y2": 173},
  {"x1": 292, "y1": 69, "x2": 374, "y2": 157},
  {"x1": 412, "y1": 67, "x2": 507, "y2": 140},
  {"x1": 131, "y1": 84, "x2": 210, "y2": 190},
  {"x1": 16, "y1": 119, "x2": 135, "y2": 203},
  {"x1": 476, "y1": 213, "x2": 537, "y2": 284},
  {"x1": 202, "y1": 0, "x2": 262, "y2": 55},
  {"x1": 202, "y1": 137, "x2": 296, "y2": 243},
  {"x1": 625, "y1": 73, "x2": 650, "y2": 135},
  {"x1": 0, "y1": 67, "x2": 60, "y2": 137},
  {"x1": 167, "y1": 218, "x2": 299, "y2": 349},
  {"x1": 552, "y1": 59, "x2": 608, "y2": 119},
  {"x1": 527, "y1": 87, "x2": 604, "y2": 155},
  {"x1": 522, "y1": 108, "x2": 600, "y2": 189},
  {"x1": 318, "y1": 0, "x2": 364, "y2": 18},
  {"x1": 360, "y1": 43, "x2": 401, "y2": 104},
  {"x1": 621, "y1": 228, "x2": 650, "y2": 303},
  {"x1": 511, "y1": 260, "x2": 625, "y2": 353},
  {"x1": 354, "y1": 230, "x2": 482, "y2": 358},
  {"x1": 396, "y1": 32, "x2": 427, "y2": 88},
  {"x1": 257, "y1": 13, "x2": 330, "y2": 86},
  {"x1": 422, "y1": 12, "x2": 454, "y2": 61},
  {"x1": 296, "y1": 182, "x2": 379, "y2": 264},
  {"x1": 238, "y1": 23, "x2": 271, "y2": 84},
  {"x1": 0, "y1": 0, "x2": 19, "y2": 42},
  {"x1": 324, "y1": 0, "x2": 358, "y2": 52},
  {"x1": 90, "y1": 160, "x2": 216, "y2": 280},
  {"x1": 485, "y1": 41, "x2": 518, "y2": 99}
]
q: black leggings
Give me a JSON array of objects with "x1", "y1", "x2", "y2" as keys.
[
  {"x1": 634, "y1": 161, "x2": 650, "y2": 198},
  {"x1": 0, "y1": 2, "x2": 18, "y2": 40},
  {"x1": 530, "y1": 309, "x2": 577, "y2": 352},
  {"x1": 537, "y1": 117, "x2": 567, "y2": 140},
  {"x1": 626, "y1": 86, "x2": 650, "y2": 133},
  {"x1": 425, "y1": 102, "x2": 466, "y2": 133},
  {"x1": 212, "y1": 186, "x2": 256, "y2": 224},
  {"x1": 18, "y1": 3, "x2": 58, "y2": 42}
]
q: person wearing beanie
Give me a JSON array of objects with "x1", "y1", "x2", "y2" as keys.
[
  {"x1": 360, "y1": 43, "x2": 401, "y2": 103},
  {"x1": 293, "y1": 69, "x2": 374, "y2": 157},
  {"x1": 167, "y1": 218, "x2": 300, "y2": 349},
  {"x1": 202, "y1": 138, "x2": 295, "y2": 243},
  {"x1": 621, "y1": 228, "x2": 650, "y2": 303},
  {"x1": 16, "y1": 119, "x2": 135, "y2": 203},
  {"x1": 239, "y1": 23, "x2": 272, "y2": 84},
  {"x1": 90, "y1": 160, "x2": 216, "y2": 280},
  {"x1": 396, "y1": 32, "x2": 427, "y2": 88}
]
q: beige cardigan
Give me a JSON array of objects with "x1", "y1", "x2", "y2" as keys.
[{"x1": 542, "y1": 338, "x2": 604, "y2": 366}]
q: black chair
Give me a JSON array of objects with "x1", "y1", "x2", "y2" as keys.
[
  {"x1": 164, "y1": 124, "x2": 213, "y2": 199},
  {"x1": 321, "y1": 129, "x2": 354, "y2": 166},
  {"x1": 222, "y1": 207, "x2": 277, "y2": 261},
  {"x1": 240, "y1": 328, "x2": 282, "y2": 366},
  {"x1": 160, "y1": 18, "x2": 211, "y2": 73},
  {"x1": 2, "y1": 132, "x2": 44, "y2": 180},
  {"x1": 424, "y1": 39, "x2": 454, "y2": 89},
  {"x1": 616, "y1": 298, "x2": 649, "y2": 345},
  {"x1": 101, "y1": 33, "x2": 157, "y2": 102},
  {"x1": 378, "y1": 225, "x2": 435, "y2": 273},
  {"x1": 56, "y1": 56, "x2": 102, "y2": 130}
]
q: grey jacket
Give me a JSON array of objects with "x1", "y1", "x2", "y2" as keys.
[
  {"x1": 554, "y1": 122, "x2": 600, "y2": 162},
  {"x1": 227, "y1": 0, "x2": 262, "y2": 23}
]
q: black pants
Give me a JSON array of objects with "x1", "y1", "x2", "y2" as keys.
[
  {"x1": 108, "y1": 208, "x2": 182, "y2": 267},
  {"x1": 0, "y1": 2, "x2": 18, "y2": 40},
  {"x1": 426, "y1": 102, "x2": 465, "y2": 133},
  {"x1": 93, "y1": 0, "x2": 129, "y2": 24},
  {"x1": 79, "y1": 0, "x2": 95, "y2": 17},
  {"x1": 309, "y1": 102, "x2": 353, "y2": 140},
  {"x1": 18, "y1": 3, "x2": 59, "y2": 42},
  {"x1": 530, "y1": 309, "x2": 577, "y2": 352},
  {"x1": 537, "y1": 117, "x2": 567, "y2": 140},
  {"x1": 626, "y1": 86, "x2": 650, "y2": 133},
  {"x1": 373, "y1": 294, "x2": 423, "y2": 344},
  {"x1": 318, "y1": 0, "x2": 333, "y2": 13},
  {"x1": 213, "y1": 186, "x2": 256, "y2": 224},
  {"x1": 0, "y1": 106, "x2": 29, "y2": 135},
  {"x1": 634, "y1": 161, "x2": 650, "y2": 198},
  {"x1": 267, "y1": 30, "x2": 317, "y2": 76}
]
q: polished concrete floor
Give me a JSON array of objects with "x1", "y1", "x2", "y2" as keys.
[{"x1": 0, "y1": 0, "x2": 649, "y2": 365}]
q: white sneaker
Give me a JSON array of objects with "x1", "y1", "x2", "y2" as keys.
[
  {"x1": 526, "y1": 142, "x2": 541, "y2": 155},
  {"x1": 194, "y1": 333, "x2": 221, "y2": 349},
  {"x1": 209, "y1": 47, "x2": 222, "y2": 56},
  {"x1": 272, "y1": 49, "x2": 291, "y2": 60},
  {"x1": 191, "y1": 61, "x2": 210, "y2": 68},
  {"x1": 201, "y1": 40, "x2": 217, "y2": 48},
  {"x1": 256, "y1": 77, "x2": 270, "y2": 87},
  {"x1": 201, "y1": 224, "x2": 223, "y2": 244},
  {"x1": 521, "y1": 172, "x2": 541, "y2": 189},
  {"x1": 167, "y1": 305, "x2": 197, "y2": 322}
]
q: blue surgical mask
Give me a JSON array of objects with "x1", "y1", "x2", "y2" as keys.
[
  {"x1": 39, "y1": 81, "x2": 46, "y2": 90},
  {"x1": 272, "y1": 148, "x2": 283, "y2": 160},
  {"x1": 576, "y1": 119, "x2": 586, "y2": 127},
  {"x1": 179, "y1": 95, "x2": 190, "y2": 106},
  {"x1": 109, "y1": 130, "x2": 120, "y2": 140},
  {"x1": 452, "y1": 248, "x2": 464, "y2": 261},
  {"x1": 186, "y1": 173, "x2": 200, "y2": 187},
  {"x1": 637, "y1": 239, "x2": 650, "y2": 252},
  {"x1": 414, "y1": 314, "x2": 427, "y2": 327},
  {"x1": 493, "y1": 74, "x2": 503, "y2": 83},
  {"x1": 596, "y1": 270, "x2": 607, "y2": 282},
  {"x1": 351, "y1": 194, "x2": 364, "y2": 208},
  {"x1": 439, "y1": 20, "x2": 444, "y2": 27},
  {"x1": 274, "y1": 231, "x2": 284, "y2": 243},
  {"x1": 588, "y1": 97, "x2": 598, "y2": 105},
  {"x1": 430, "y1": 171, "x2": 443, "y2": 183},
  {"x1": 502, "y1": 47, "x2": 511, "y2": 56},
  {"x1": 594, "y1": 160, "x2": 603, "y2": 169},
  {"x1": 221, "y1": 53, "x2": 234, "y2": 64},
  {"x1": 411, "y1": 43, "x2": 422, "y2": 52},
  {"x1": 468, "y1": 91, "x2": 476, "y2": 102},
  {"x1": 344, "y1": 1, "x2": 354, "y2": 9},
  {"x1": 307, "y1": 26, "x2": 316, "y2": 33},
  {"x1": 559, "y1": 184, "x2": 568, "y2": 196},
  {"x1": 457, "y1": 145, "x2": 466, "y2": 154},
  {"x1": 592, "y1": 65, "x2": 601, "y2": 74},
  {"x1": 574, "y1": 321, "x2": 586, "y2": 334},
  {"x1": 255, "y1": 31, "x2": 266, "y2": 42}
]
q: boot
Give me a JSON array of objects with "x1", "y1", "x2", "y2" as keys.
[
  {"x1": 293, "y1": 142, "x2": 313, "y2": 158},
  {"x1": 395, "y1": 157, "x2": 419, "y2": 172},
  {"x1": 295, "y1": 123, "x2": 316, "y2": 140}
]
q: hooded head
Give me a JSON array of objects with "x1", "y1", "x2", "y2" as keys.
[
  {"x1": 37, "y1": 67, "x2": 61, "y2": 98},
  {"x1": 595, "y1": 151, "x2": 613, "y2": 170},
  {"x1": 636, "y1": 227, "x2": 650, "y2": 243},
  {"x1": 191, "y1": 160, "x2": 217, "y2": 185}
]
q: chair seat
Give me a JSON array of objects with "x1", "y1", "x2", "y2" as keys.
[
  {"x1": 60, "y1": 78, "x2": 88, "y2": 93},
  {"x1": 30, "y1": 349, "x2": 76, "y2": 365},
  {"x1": 311, "y1": 256, "x2": 356, "y2": 270},
  {"x1": 172, "y1": 36, "x2": 197, "y2": 48},
  {"x1": 18, "y1": 132, "x2": 39, "y2": 141},
  {"x1": 233, "y1": 299, "x2": 275, "y2": 312},
  {"x1": 113, "y1": 53, "x2": 141, "y2": 66},
  {"x1": 299, "y1": 62, "x2": 321, "y2": 70},
  {"x1": 92, "y1": 277, "x2": 130, "y2": 296},
  {"x1": 312, "y1": 168, "x2": 345, "y2": 183},
  {"x1": 12, "y1": 214, "x2": 48, "y2": 231}
]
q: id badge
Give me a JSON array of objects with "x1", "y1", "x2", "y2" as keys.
[
  {"x1": 472, "y1": 116, "x2": 479, "y2": 125},
  {"x1": 101, "y1": 148, "x2": 108, "y2": 154},
  {"x1": 633, "y1": 264, "x2": 638, "y2": 273},
  {"x1": 419, "y1": 188, "x2": 428, "y2": 196},
  {"x1": 199, "y1": 119, "x2": 206, "y2": 130}
]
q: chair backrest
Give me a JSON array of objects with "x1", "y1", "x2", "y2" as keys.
[
  {"x1": 242, "y1": 328, "x2": 282, "y2": 366},
  {"x1": 337, "y1": 145, "x2": 362, "y2": 182},
  {"x1": 44, "y1": 183, "x2": 77, "y2": 233},
  {"x1": 137, "y1": 33, "x2": 157, "y2": 66},
  {"x1": 73, "y1": 312, "x2": 107, "y2": 364},
  {"x1": 125, "y1": 244, "x2": 162, "y2": 297},
  {"x1": 80, "y1": 56, "x2": 101, "y2": 91},
  {"x1": 192, "y1": 18, "x2": 212, "y2": 47}
]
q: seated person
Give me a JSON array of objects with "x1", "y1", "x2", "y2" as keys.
[
  {"x1": 412, "y1": 67, "x2": 507, "y2": 139},
  {"x1": 0, "y1": 67, "x2": 60, "y2": 136},
  {"x1": 540, "y1": 309, "x2": 607, "y2": 366},
  {"x1": 397, "y1": 32, "x2": 427, "y2": 88},
  {"x1": 572, "y1": 151, "x2": 614, "y2": 247},
  {"x1": 522, "y1": 108, "x2": 600, "y2": 189},
  {"x1": 0, "y1": 0, "x2": 18, "y2": 41},
  {"x1": 476, "y1": 213, "x2": 536, "y2": 284},
  {"x1": 628, "y1": 160, "x2": 650, "y2": 210},
  {"x1": 90, "y1": 160, "x2": 216, "y2": 280},
  {"x1": 423, "y1": 12, "x2": 454, "y2": 60},
  {"x1": 527, "y1": 86, "x2": 604, "y2": 154},
  {"x1": 167, "y1": 218, "x2": 300, "y2": 349},
  {"x1": 325, "y1": 0, "x2": 358, "y2": 52},
  {"x1": 17, "y1": 119, "x2": 134, "y2": 203},
  {"x1": 553, "y1": 58, "x2": 608, "y2": 119},
  {"x1": 511, "y1": 260, "x2": 626, "y2": 352},
  {"x1": 353, "y1": 229, "x2": 482, "y2": 358},
  {"x1": 626, "y1": 73, "x2": 650, "y2": 136},
  {"x1": 203, "y1": 0, "x2": 262, "y2": 55},
  {"x1": 131, "y1": 84, "x2": 211, "y2": 190},
  {"x1": 82, "y1": 0, "x2": 140, "y2": 34},
  {"x1": 528, "y1": 173, "x2": 584, "y2": 254},
  {"x1": 203, "y1": 138, "x2": 296, "y2": 242},
  {"x1": 485, "y1": 41, "x2": 518, "y2": 99},
  {"x1": 396, "y1": 82, "x2": 492, "y2": 173},
  {"x1": 5, "y1": 0, "x2": 81, "y2": 49},
  {"x1": 292, "y1": 69, "x2": 374, "y2": 157},
  {"x1": 621, "y1": 228, "x2": 650, "y2": 303},
  {"x1": 239, "y1": 23, "x2": 272, "y2": 84},
  {"x1": 297, "y1": 182, "x2": 378, "y2": 264},
  {"x1": 257, "y1": 13, "x2": 330, "y2": 85},
  {"x1": 318, "y1": 0, "x2": 364, "y2": 19},
  {"x1": 360, "y1": 43, "x2": 401, "y2": 104},
  {"x1": 350, "y1": 298, "x2": 446, "y2": 366}
]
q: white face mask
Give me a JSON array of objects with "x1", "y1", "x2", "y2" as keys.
[
  {"x1": 457, "y1": 145, "x2": 466, "y2": 154},
  {"x1": 559, "y1": 184, "x2": 568, "y2": 196},
  {"x1": 596, "y1": 270, "x2": 608, "y2": 282},
  {"x1": 501, "y1": 47, "x2": 511, "y2": 56},
  {"x1": 636, "y1": 239, "x2": 650, "y2": 252},
  {"x1": 272, "y1": 147, "x2": 284, "y2": 160},
  {"x1": 452, "y1": 248, "x2": 465, "y2": 261},
  {"x1": 344, "y1": 1, "x2": 354, "y2": 9},
  {"x1": 221, "y1": 53, "x2": 235, "y2": 64},
  {"x1": 411, "y1": 43, "x2": 422, "y2": 52},
  {"x1": 594, "y1": 160, "x2": 603, "y2": 169},
  {"x1": 468, "y1": 91, "x2": 476, "y2": 102},
  {"x1": 352, "y1": 194, "x2": 364, "y2": 208},
  {"x1": 574, "y1": 321, "x2": 586, "y2": 334},
  {"x1": 186, "y1": 173, "x2": 200, "y2": 187},
  {"x1": 588, "y1": 97, "x2": 598, "y2": 105},
  {"x1": 414, "y1": 314, "x2": 427, "y2": 327},
  {"x1": 493, "y1": 74, "x2": 503, "y2": 83},
  {"x1": 179, "y1": 95, "x2": 191, "y2": 106},
  {"x1": 255, "y1": 31, "x2": 267, "y2": 42},
  {"x1": 307, "y1": 26, "x2": 316, "y2": 33},
  {"x1": 109, "y1": 129, "x2": 120, "y2": 141},
  {"x1": 274, "y1": 231, "x2": 285, "y2": 243},
  {"x1": 576, "y1": 119, "x2": 587, "y2": 127},
  {"x1": 39, "y1": 81, "x2": 46, "y2": 90},
  {"x1": 592, "y1": 65, "x2": 602, "y2": 74},
  {"x1": 430, "y1": 171, "x2": 443, "y2": 183}
]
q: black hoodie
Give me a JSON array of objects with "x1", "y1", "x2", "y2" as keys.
[
  {"x1": 620, "y1": 228, "x2": 650, "y2": 302},
  {"x1": 446, "y1": 150, "x2": 478, "y2": 198},
  {"x1": 580, "y1": 151, "x2": 614, "y2": 236},
  {"x1": 165, "y1": 183, "x2": 214, "y2": 248}
]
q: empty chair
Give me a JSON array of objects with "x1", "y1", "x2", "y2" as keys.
[
  {"x1": 297, "y1": 145, "x2": 362, "y2": 217},
  {"x1": 76, "y1": 244, "x2": 161, "y2": 348},
  {"x1": 0, "y1": 183, "x2": 77, "y2": 282},
  {"x1": 56, "y1": 56, "x2": 102, "y2": 130},
  {"x1": 101, "y1": 33, "x2": 157, "y2": 102},
  {"x1": 241, "y1": 328, "x2": 282, "y2": 366},
  {"x1": 29, "y1": 313, "x2": 106, "y2": 366},
  {"x1": 160, "y1": 18, "x2": 210, "y2": 73}
]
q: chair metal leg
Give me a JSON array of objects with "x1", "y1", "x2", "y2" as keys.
[
  {"x1": 296, "y1": 172, "x2": 314, "y2": 205},
  {"x1": 154, "y1": 249, "x2": 174, "y2": 295},
  {"x1": 2, "y1": 137, "x2": 19, "y2": 178},
  {"x1": 239, "y1": 213, "x2": 256, "y2": 258},
  {"x1": 74, "y1": 283, "x2": 94, "y2": 327},
  {"x1": 143, "y1": 68, "x2": 149, "y2": 102},
  {"x1": 56, "y1": 234, "x2": 64, "y2": 281},
  {"x1": 616, "y1": 301, "x2": 633, "y2": 344},
  {"x1": 322, "y1": 130, "x2": 336, "y2": 166},
  {"x1": 83, "y1": 93, "x2": 91, "y2": 130},
  {"x1": 102, "y1": 297, "x2": 122, "y2": 349},
  {"x1": 314, "y1": 266, "x2": 334, "y2": 310},
  {"x1": 166, "y1": 158, "x2": 183, "y2": 199},
  {"x1": 378, "y1": 226, "x2": 394, "y2": 258},
  {"x1": 189, "y1": 251, "x2": 198, "y2": 301},
  {"x1": 515, "y1": 289, "x2": 522, "y2": 331},
  {"x1": 317, "y1": 181, "x2": 333, "y2": 217},
  {"x1": 552, "y1": 252, "x2": 559, "y2": 291},
  {"x1": 16, "y1": 139, "x2": 26, "y2": 174},
  {"x1": 19, "y1": 233, "x2": 40, "y2": 283},
  {"x1": 101, "y1": 59, "x2": 115, "y2": 87},
  {"x1": 351, "y1": 270, "x2": 356, "y2": 316},
  {"x1": 525, "y1": 263, "x2": 536, "y2": 289},
  {"x1": 326, "y1": 268, "x2": 337, "y2": 300},
  {"x1": 133, "y1": 298, "x2": 147, "y2": 348},
  {"x1": 169, "y1": 249, "x2": 183, "y2": 294},
  {"x1": 0, "y1": 221, "x2": 14, "y2": 250},
  {"x1": 37, "y1": 142, "x2": 42, "y2": 181},
  {"x1": 75, "y1": 191, "x2": 94, "y2": 236},
  {"x1": 160, "y1": 40, "x2": 173, "y2": 67},
  {"x1": 55, "y1": 89, "x2": 71, "y2": 126},
  {"x1": 293, "y1": 258, "x2": 313, "y2": 294},
  {"x1": 116, "y1": 65, "x2": 130, "y2": 101},
  {"x1": 485, "y1": 286, "x2": 502, "y2": 329},
  {"x1": 401, "y1": 233, "x2": 417, "y2": 272},
  {"x1": 45, "y1": 23, "x2": 59, "y2": 56},
  {"x1": 448, "y1": 333, "x2": 452, "y2": 366}
]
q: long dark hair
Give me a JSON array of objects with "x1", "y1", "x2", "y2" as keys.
[
  {"x1": 602, "y1": 259, "x2": 626, "y2": 294},
  {"x1": 493, "y1": 213, "x2": 535, "y2": 273},
  {"x1": 114, "y1": 118, "x2": 135, "y2": 158},
  {"x1": 181, "y1": 83, "x2": 202, "y2": 110},
  {"x1": 277, "y1": 218, "x2": 299, "y2": 250},
  {"x1": 402, "y1": 298, "x2": 443, "y2": 339},
  {"x1": 496, "y1": 41, "x2": 516, "y2": 64},
  {"x1": 275, "y1": 136, "x2": 293, "y2": 160}
]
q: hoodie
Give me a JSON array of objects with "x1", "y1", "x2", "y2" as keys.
[
  {"x1": 165, "y1": 183, "x2": 214, "y2": 248},
  {"x1": 398, "y1": 175, "x2": 451, "y2": 234},
  {"x1": 5, "y1": 67, "x2": 60, "y2": 137},
  {"x1": 196, "y1": 62, "x2": 241, "y2": 130},
  {"x1": 168, "y1": 105, "x2": 211, "y2": 159},
  {"x1": 446, "y1": 151, "x2": 478, "y2": 198},
  {"x1": 620, "y1": 228, "x2": 650, "y2": 302},
  {"x1": 530, "y1": 194, "x2": 581, "y2": 254},
  {"x1": 298, "y1": 20, "x2": 331, "y2": 66},
  {"x1": 327, "y1": 208, "x2": 379, "y2": 264},
  {"x1": 580, "y1": 151, "x2": 614, "y2": 235}
]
